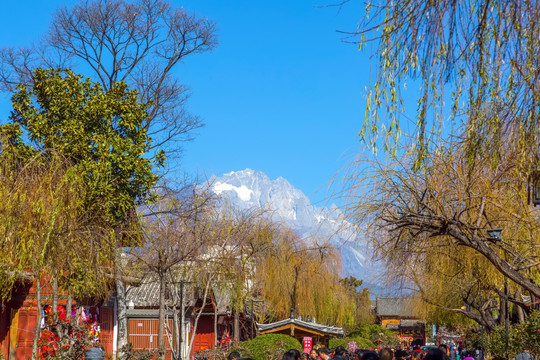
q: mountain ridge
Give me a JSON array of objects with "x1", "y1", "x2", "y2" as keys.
[{"x1": 209, "y1": 169, "x2": 383, "y2": 290}]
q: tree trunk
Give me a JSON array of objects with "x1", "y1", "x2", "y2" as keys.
[
  {"x1": 188, "y1": 281, "x2": 211, "y2": 356},
  {"x1": 32, "y1": 276, "x2": 43, "y2": 360},
  {"x1": 499, "y1": 295, "x2": 506, "y2": 326},
  {"x1": 516, "y1": 288, "x2": 525, "y2": 323},
  {"x1": 52, "y1": 275, "x2": 58, "y2": 321},
  {"x1": 291, "y1": 267, "x2": 299, "y2": 318},
  {"x1": 450, "y1": 228, "x2": 540, "y2": 297},
  {"x1": 180, "y1": 285, "x2": 185, "y2": 360},
  {"x1": 172, "y1": 302, "x2": 180, "y2": 360},
  {"x1": 233, "y1": 310, "x2": 240, "y2": 341},
  {"x1": 158, "y1": 272, "x2": 166, "y2": 360},
  {"x1": 65, "y1": 292, "x2": 73, "y2": 322},
  {"x1": 213, "y1": 274, "x2": 222, "y2": 347},
  {"x1": 115, "y1": 277, "x2": 128, "y2": 357},
  {"x1": 64, "y1": 292, "x2": 73, "y2": 339},
  {"x1": 51, "y1": 274, "x2": 63, "y2": 340}
]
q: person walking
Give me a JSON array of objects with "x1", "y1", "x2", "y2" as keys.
[{"x1": 516, "y1": 347, "x2": 533, "y2": 360}]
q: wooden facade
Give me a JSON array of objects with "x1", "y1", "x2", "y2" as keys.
[
  {"x1": 258, "y1": 318, "x2": 344, "y2": 347},
  {"x1": 375, "y1": 297, "x2": 426, "y2": 346},
  {"x1": 124, "y1": 312, "x2": 233, "y2": 360},
  {"x1": 128, "y1": 318, "x2": 174, "y2": 360},
  {"x1": 1, "y1": 276, "x2": 239, "y2": 360},
  {"x1": 0, "y1": 280, "x2": 115, "y2": 360}
]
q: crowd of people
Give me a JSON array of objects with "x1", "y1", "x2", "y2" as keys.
[{"x1": 226, "y1": 344, "x2": 500, "y2": 360}]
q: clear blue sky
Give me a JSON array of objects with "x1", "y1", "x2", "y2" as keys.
[{"x1": 0, "y1": 0, "x2": 371, "y2": 205}]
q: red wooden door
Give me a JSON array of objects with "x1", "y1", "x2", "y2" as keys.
[
  {"x1": 14, "y1": 307, "x2": 36, "y2": 360},
  {"x1": 128, "y1": 318, "x2": 173, "y2": 360},
  {"x1": 99, "y1": 307, "x2": 114, "y2": 355},
  {"x1": 192, "y1": 316, "x2": 215, "y2": 355}
]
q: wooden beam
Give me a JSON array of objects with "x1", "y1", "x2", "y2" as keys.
[{"x1": 260, "y1": 324, "x2": 326, "y2": 337}]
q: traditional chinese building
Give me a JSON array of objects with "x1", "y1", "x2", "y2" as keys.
[
  {"x1": 257, "y1": 317, "x2": 344, "y2": 347},
  {"x1": 375, "y1": 297, "x2": 426, "y2": 346},
  {"x1": 0, "y1": 277, "x2": 114, "y2": 360}
]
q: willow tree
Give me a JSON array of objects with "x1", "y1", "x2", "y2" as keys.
[
  {"x1": 0, "y1": 137, "x2": 107, "y2": 357},
  {"x1": 356, "y1": 0, "x2": 540, "y2": 171},
  {"x1": 345, "y1": 140, "x2": 540, "y2": 328},
  {"x1": 3, "y1": 68, "x2": 162, "y2": 351},
  {"x1": 207, "y1": 207, "x2": 276, "y2": 341},
  {"x1": 256, "y1": 230, "x2": 358, "y2": 328},
  {"x1": 341, "y1": 0, "x2": 540, "y2": 330}
]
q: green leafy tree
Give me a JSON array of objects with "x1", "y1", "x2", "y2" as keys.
[
  {"x1": 8, "y1": 68, "x2": 162, "y2": 223},
  {"x1": 340, "y1": 276, "x2": 364, "y2": 289},
  {"x1": 1, "y1": 67, "x2": 162, "y2": 355},
  {"x1": 0, "y1": 0, "x2": 217, "y2": 161}
]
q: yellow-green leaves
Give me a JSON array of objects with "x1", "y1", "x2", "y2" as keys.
[{"x1": 0, "y1": 68, "x2": 164, "y2": 300}]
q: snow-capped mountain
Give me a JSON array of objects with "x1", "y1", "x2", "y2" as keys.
[{"x1": 210, "y1": 169, "x2": 383, "y2": 290}]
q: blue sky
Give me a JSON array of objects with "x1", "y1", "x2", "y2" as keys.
[{"x1": 0, "y1": 0, "x2": 371, "y2": 205}]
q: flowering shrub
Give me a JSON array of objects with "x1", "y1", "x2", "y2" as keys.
[
  {"x1": 38, "y1": 306, "x2": 99, "y2": 360},
  {"x1": 329, "y1": 337, "x2": 376, "y2": 350}
]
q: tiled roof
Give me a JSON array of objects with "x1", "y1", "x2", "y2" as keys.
[
  {"x1": 126, "y1": 276, "x2": 194, "y2": 308},
  {"x1": 257, "y1": 318, "x2": 344, "y2": 336}
]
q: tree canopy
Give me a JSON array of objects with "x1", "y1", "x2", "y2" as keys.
[
  {"x1": 0, "y1": 68, "x2": 163, "y2": 299},
  {"x1": 357, "y1": 0, "x2": 540, "y2": 170},
  {"x1": 0, "y1": 0, "x2": 217, "y2": 161},
  {"x1": 6, "y1": 68, "x2": 162, "y2": 224},
  {"x1": 342, "y1": 0, "x2": 540, "y2": 329},
  {"x1": 345, "y1": 139, "x2": 540, "y2": 327}
]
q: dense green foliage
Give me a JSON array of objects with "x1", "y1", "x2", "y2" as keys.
[
  {"x1": 7, "y1": 68, "x2": 163, "y2": 224},
  {"x1": 236, "y1": 334, "x2": 302, "y2": 360},
  {"x1": 482, "y1": 311, "x2": 540, "y2": 358},
  {"x1": 0, "y1": 68, "x2": 161, "y2": 301},
  {"x1": 329, "y1": 337, "x2": 375, "y2": 350}
]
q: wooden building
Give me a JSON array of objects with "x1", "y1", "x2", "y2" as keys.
[
  {"x1": 375, "y1": 297, "x2": 426, "y2": 346},
  {"x1": 0, "y1": 279, "x2": 114, "y2": 360},
  {"x1": 125, "y1": 277, "x2": 241, "y2": 360},
  {"x1": 1, "y1": 273, "x2": 248, "y2": 360},
  {"x1": 257, "y1": 318, "x2": 344, "y2": 347}
]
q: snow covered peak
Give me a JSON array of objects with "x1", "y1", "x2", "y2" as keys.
[
  {"x1": 213, "y1": 182, "x2": 253, "y2": 201},
  {"x1": 210, "y1": 169, "x2": 308, "y2": 217},
  {"x1": 209, "y1": 169, "x2": 385, "y2": 293}
]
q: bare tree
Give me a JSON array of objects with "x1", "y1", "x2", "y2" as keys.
[
  {"x1": 0, "y1": 0, "x2": 217, "y2": 159},
  {"x1": 127, "y1": 184, "x2": 216, "y2": 359}
]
